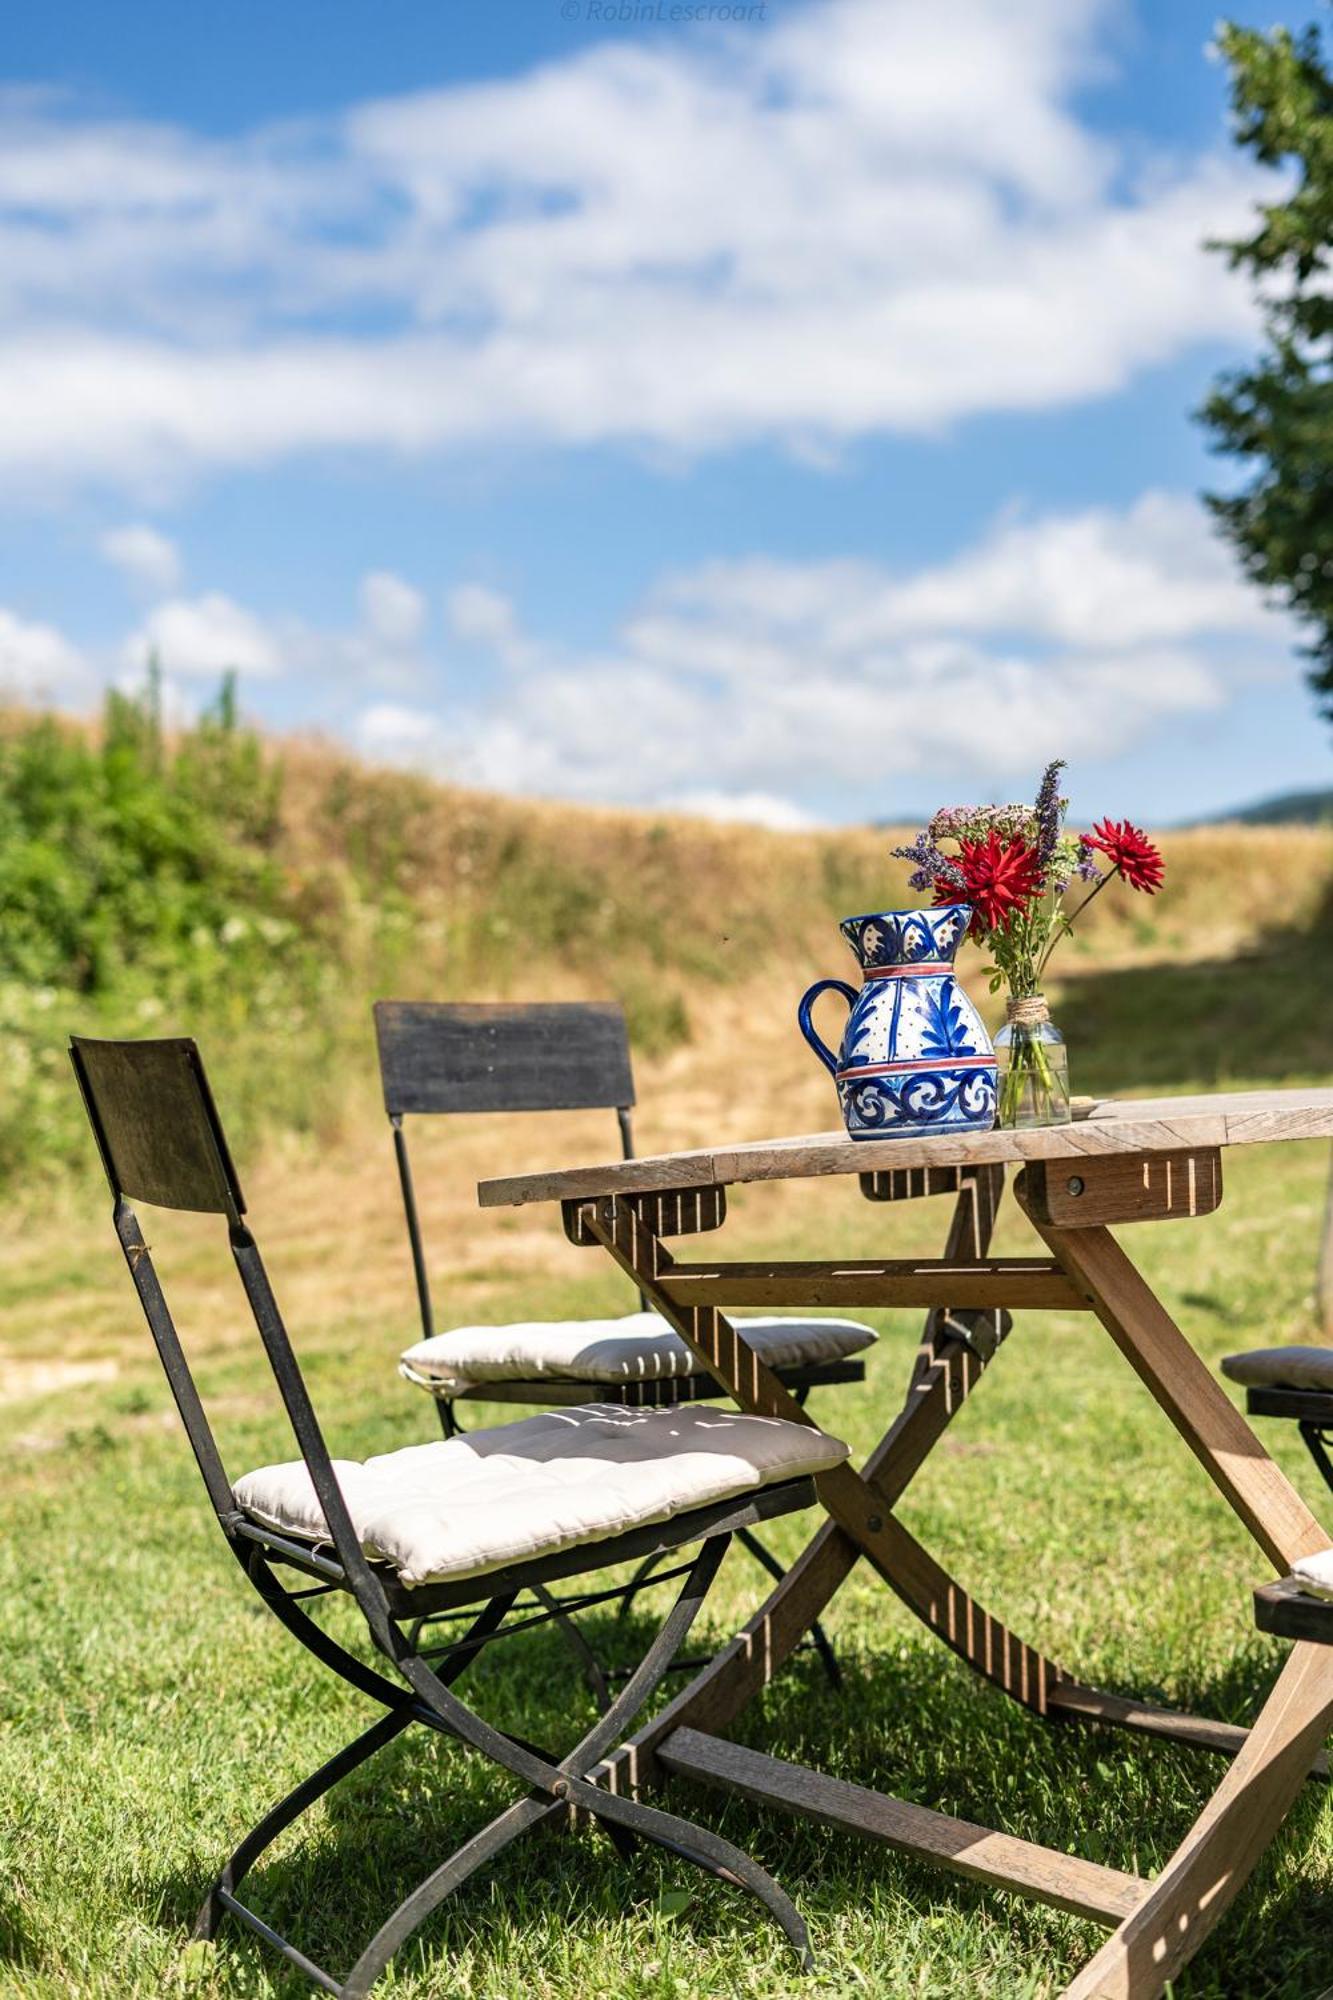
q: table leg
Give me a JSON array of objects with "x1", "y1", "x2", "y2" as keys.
[
  {"x1": 1015, "y1": 1188, "x2": 1333, "y2": 1995},
  {"x1": 1020, "y1": 1198, "x2": 1329, "y2": 1572},
  {"x1": 1060, "y1": 1638, "x2": 1333, "y2": 1998}
]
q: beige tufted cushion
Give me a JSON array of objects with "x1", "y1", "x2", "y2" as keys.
[
  {"x1": 1221, "y1": 1347, "x2": 1333, "y2": 1393},
  {"x1": 1292, "y1": 1548, "x2": 1333, "y2": 1601},
  {"x1": 400, "y1": 1310, "x2": 875, "y2": 1394},
  {"x1": 233, "y1": 1401, "x2": 849, "y2": 1589}
]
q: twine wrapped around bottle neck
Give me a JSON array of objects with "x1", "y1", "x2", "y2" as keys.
[{"x1": 1005, "y1": 992, "x2": 1050, "y2": 1028}]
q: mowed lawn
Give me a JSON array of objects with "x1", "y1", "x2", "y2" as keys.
[{"x1": 0, "y1": 1105, "x2": 1331, "y2": 1998}]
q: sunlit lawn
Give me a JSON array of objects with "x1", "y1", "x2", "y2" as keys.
[{"x1": 0, "y1": 1101, "x2": 1331, "y2": 1997}]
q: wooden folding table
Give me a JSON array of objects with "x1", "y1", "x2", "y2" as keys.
[{"x1": 478, "y1": 1087, "x2": 1333, "y2": 1998}]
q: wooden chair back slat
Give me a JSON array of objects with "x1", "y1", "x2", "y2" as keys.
[
  {"x1": 70, "y1": 1034, "x2": 245, "y2": 1218},
  {"x1": 374, "y1": 1000, "x2": 635, "y2": 1117}
]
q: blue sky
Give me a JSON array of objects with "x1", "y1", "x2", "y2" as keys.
[{"x1": 0, "y1": 0, "x2": 1329, "y2": 828}]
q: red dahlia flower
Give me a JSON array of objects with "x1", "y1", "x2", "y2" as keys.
[
  {"x1": 934, "y1": 829, "x2": 1044, "y2": 935},
  {"x1": 1086, "y1": 818, "x2": 1164, "y2": 894}
]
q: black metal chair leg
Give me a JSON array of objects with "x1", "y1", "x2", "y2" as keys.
[
  {"x1": 195, "y1": 1706, "x2": 415, "y2": 1942},
  {"x1": 529, "y1": 1578, "x2": 613, "y2": 1712},
  {"x1": 616, "y1": 1546, "x2": 672, "y2": 1621},
  {"x1": 408, "y1": 1587, "x2": 613, "y2": 1713},
  {"x1": 343, "y1": 1792, "x2": 563, "y2": 1997},
  {"x1": 390, "y1": 1537, "x2": 812, "y2": 1978},
  {"x1": 197, "y1": 1585, "x2": 518, "y2": 1944},
  {"x1": 343, "y1": 1754, "x2": 814, "y2": 1996},
  {"x1": 1300, "y1": 1421, "x2": 1333, "y2": 1491},
  {"x1": 576, "y1": 1786, "x2": 812, "y2": 1970},
  {"x1": 342, "y1": 1536, "x2": 810, "y2": 1991},
  {"x1": 734, "y1": 1526, "x2": 842, "y2": 1691},
  {"x1": 203, "y1": 1532, "x2": 810, "y2": 1991}
]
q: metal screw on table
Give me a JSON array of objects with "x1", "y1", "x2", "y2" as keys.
[
  {"x1": 1067, "y1": 1175, "x2": 1085, "y2": 1196},
  {"x1": 866, "y1": 1515, "x2": 883, "y2": 1534}
]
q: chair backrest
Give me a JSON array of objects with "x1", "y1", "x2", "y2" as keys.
[
  {"x1": 372, "y1": 1001, "x2": 641, "y2": 1340},
  {"x1": 72, "y1": 1034, "x2": 246, "y2": 1222},
  {"x1": 374, "y1": 1000, "x2": 635, "y2": 1118},
  {"x1": 69, "y1": 1034, "x2": 373, "y2": 1591}
]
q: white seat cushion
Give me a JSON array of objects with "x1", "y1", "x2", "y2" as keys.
[
  {"x1": 400, "y1": 1310, "x2": 875, "y2": 1394},
  {"x1": 1221, "y1": 1347, "x2": 1333, "y2": 1392},
  {"x1": 1292, "y1": 1548, "x2": 1333, "y2": 1601},
  {"x1": 233, "y1": 1401, "x2": 849, "y2": 1590}
]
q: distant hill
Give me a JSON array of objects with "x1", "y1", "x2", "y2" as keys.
[{"x1": 1192, "y1": 787, "x2": 1333, "y2": 828}]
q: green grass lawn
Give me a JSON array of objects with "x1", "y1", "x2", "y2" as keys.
[{"x1": 1, "y1": 1124, "x2": 1332, "y2": 1999}]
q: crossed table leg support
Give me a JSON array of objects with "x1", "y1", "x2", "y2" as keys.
[{"x1": 559, "y1": 1155, "x2": 1333, "y2": 1999}]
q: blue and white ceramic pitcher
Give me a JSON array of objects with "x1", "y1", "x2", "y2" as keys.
[{"x1": 798, "y1": 905, "x2": 997, "y2": 1140}]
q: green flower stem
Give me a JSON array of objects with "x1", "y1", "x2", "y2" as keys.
[
  {"x1": 998, "y1": 1026, "x2": 1059, "y2": 1128},
  {"x1": 992, "y1": 866, "x2": 1120, "y2": 1127},
  {"x1": 1034, "y1": 865, "x2": 1116, "y2": 978}
]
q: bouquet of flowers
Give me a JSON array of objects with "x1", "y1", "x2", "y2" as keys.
[{"x1": 893, "y1": 761, "x2": 1165, "y2": 1128}]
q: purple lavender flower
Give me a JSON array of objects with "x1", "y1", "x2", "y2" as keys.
[
  {"x1": 891, "y1": 830, "x2": 964, "y2": 894},
  {"x1": 1033, "y1": 759, "x2": 1067, "y2": 867},
  {"x1": 1075, "y1": 838, "x2": 1101, "y2": 883}
]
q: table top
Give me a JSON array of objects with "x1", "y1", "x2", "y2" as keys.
[{"x1": 477, "y1": 1086, "x2": 1333, "y2": 1208}]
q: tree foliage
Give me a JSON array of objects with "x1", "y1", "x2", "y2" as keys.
[{"x1": 1201, "y1": 16, "x2": 1333, "y2": 724}]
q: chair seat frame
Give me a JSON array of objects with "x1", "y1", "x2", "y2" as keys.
[
  {"x1": 418, "y1": 1354, "x2": 865, "y2": 1411},
  {"x1": 1241, "y1": 1382, "x2": 1333, "y2": 1646},
  {"x1": 1244, "y1": 1380, "x2": 1333, "y2": 1491}
]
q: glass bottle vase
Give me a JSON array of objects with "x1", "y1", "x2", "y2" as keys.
[{"x1": 994, "y1": 996, "x2": 1070, "y2": 1130}]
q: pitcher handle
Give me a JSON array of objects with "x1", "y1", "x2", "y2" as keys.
[{"x1": 797, "y1": 978, "x2": 859, "y2": 1077}]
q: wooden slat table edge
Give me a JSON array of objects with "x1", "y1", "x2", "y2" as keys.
[{"x1": 477, "y1": 1087, "x2": 1333, "y2": 1207}]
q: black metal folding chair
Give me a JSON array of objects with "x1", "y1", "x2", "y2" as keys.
[
  {"x1": 375, "y1": 999, "x2": 875, "y2": 1692},
  {"x1": 1221, "y1": 1344, "x2": 1333, "y2": 1493},
  {"x1": 72, "y1": 1033, "x2": 847, "y2": 1995}
]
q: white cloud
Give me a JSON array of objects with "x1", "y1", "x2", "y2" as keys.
[
  {"x1": 637, "y1": 492, "x2": 1274, "y2": 661},
  {"x1": 13, "y1": 488, "x2": 1290, "y2": 827},
  {"x1": 446, "y1": 583, "x2": 516, "y2": 646},
  {"x1": 865, "y1": 491, "x2": 1275, "y2": 647},
  {"x1": 445, "y1": 583, "x2": 535, "y2": 669},
  {"x1": 669, "y1": 790, "x2": 823, "y2": 832},
  {"x1": 123, "y1": 591, "x2": 282, "y2": 679},
  {"x1": 356, "y1": 700, "x2": 450, "y2": 768},
  {"x1": 99, "y1": 522, "x2": 182, "y2": 595},
  {"x1": 0, "y1": 606, "x2": 88, "y2": 701},
  {"x1": 419, "y1": 491, "x2": 1290, "y2": 817},
  {"x1": 361, "y1": 570, "x2": 426, "y2": 648},
  {"x1": 116, "y1": 567, "x2": 434, "y2": 692},
  {"x1": 0, "y1": 0, "x2": 1273, "y2": 487}
]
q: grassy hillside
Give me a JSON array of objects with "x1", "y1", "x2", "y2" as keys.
[{"x1": 2, "y1": 686, "x2": 1331, "y2": 1194}]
